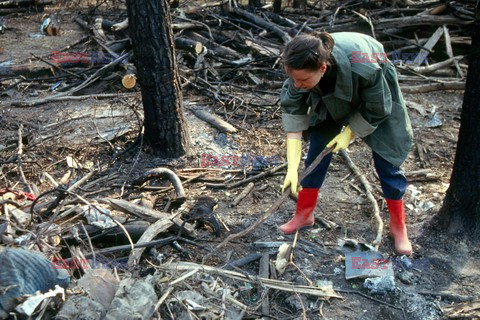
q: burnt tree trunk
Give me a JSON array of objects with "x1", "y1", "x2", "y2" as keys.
[
  {"x1": 292, "y1": 0, "x2": 306, "y2": 9},
  {"x1": 249, "y1": 0, "x2": 262, "y2": 7},
  {"x1": 272, "y1": 0, "x2": 281, "y2": 13},
  {"x1": 433, "y1": 15, "x2": 480, "y2": 238},
  {"x1": 126, "y1": 0, "x2": 190, "y2": 157}
]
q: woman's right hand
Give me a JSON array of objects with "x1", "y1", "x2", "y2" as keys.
[{"x1": 282, "y1": 138, "x2": 302, "y2": 195}]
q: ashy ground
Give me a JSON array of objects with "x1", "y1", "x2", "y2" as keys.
[{"x1": 1, "y1": 6, "x2": 479, "y2": 320}]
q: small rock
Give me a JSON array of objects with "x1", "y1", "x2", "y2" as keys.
[
  {"x1": 399, "y1": 255, "x2": 413, "y2": 269},
  {"x1": 56, "y1": 296, "x2": 106, "y2": 320},
  {"x1": 284, "y1": 295, "x2": 304, "y2": 312},
  {"x1": 396, "y1": 270, "x2": 414, "y2": 285},
  {"x1": 28, "y1": 90, "x2": 39, "y2": 97},
  {"x1": 363, "y1": 276, "x2": 396, "y2": 295}
]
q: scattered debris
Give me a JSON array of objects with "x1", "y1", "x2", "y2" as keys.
[
  {"x1": 339, "y1": 238, "x2": 394, "y2": 280},
  {"x1": 444, "y1": 299, "x2": 480, "y2": 318},
  {"x1": 364, "y1": 276, "x2": 396, "y2": 295},
  {"x1": 77, "y1": 269, "x2": 119, "y2": 309},
  {"x1": 275, "y1": 242, "x2": 292, "y2": 275},
  {"x1": 56, "y1": 295, "x2": 106, "y2": 320},
  {"x1": 0, "y1": 248, "x2": 70, "y2": 319},
  {"x1": 104, "y1": 276, "x2": 157, "y2": 320},
  {"x1": 14, "y1": 285, "x2": 65, "y2": 317}
]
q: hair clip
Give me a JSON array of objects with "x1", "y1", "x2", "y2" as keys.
[{"x1": 308, "y1": 48, "x2": 320, "y2": 57}]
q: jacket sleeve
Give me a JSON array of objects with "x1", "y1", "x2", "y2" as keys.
[
  {"x1": 349, "y1": 68, "x2": 392, "y2": 138},
  {"x1": 280, "y1": 79, "x2": 310, "y2": 132}
]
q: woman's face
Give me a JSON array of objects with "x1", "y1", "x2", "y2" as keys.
[{"x1": 285, "y1": 64, "x2": 326, "y2": 90}]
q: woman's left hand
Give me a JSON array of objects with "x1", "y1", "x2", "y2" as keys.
[{"x1": 326, "y1": 126, "x2": 355, "y2": 153}]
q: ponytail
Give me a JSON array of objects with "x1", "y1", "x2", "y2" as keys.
[{"x1": 312, "y1": 31, "x2": 334, "y2": 53}]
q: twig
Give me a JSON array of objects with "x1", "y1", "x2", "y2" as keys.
[
  {"x1": 73, "y1": 193, "x2": 136, "y2": 259},
  {"x1": 417, "y1": 290, "x2": 476, "y2": 302},
  {"x1": 31, "y1": 53, "x2": 83, "y2": 79},
  {"x1": 289, "y1": 231, "x2": 314, "y2": 286},
  {"x1": 205, "y1": 163, "x2": 287, "y2": 189},
  {"x1": 9, "y1": 93, "x2": 137, "y2": 107},
  {"x1": 16, "y1": 124, "x2": 34, "y2": 195},
  {"x1": 230, "y1": 182, "x2": 255, "y2": 207},
  {"x1": 400, "y1": 81, "x2": 465, "y2": 93},
  {"x1": 335, "y1": 288, "x2": 406, "y2": 318},
  {"x1": 80, "y1": 221, "x2": 96, "y2": 266},
  {"x1": 339, "y1": 150, "x2": 383, "y2": 250},
  {"x1": 154, "y1": 287, "x2": 174, "y2": 313},
  {"x1": 9, "y1": 52, "x2": 129, "y2": 107},
  {"x1": 159, "y1": 261, "x2": 343, "y2": 299}
]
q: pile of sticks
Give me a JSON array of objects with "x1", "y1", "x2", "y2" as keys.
[
  {"x1": 0, "y1": 0, "x2": 53, "y2": 15},
  {"x1": 3, "y1": 0, "x2": 474, "y2": 110}
]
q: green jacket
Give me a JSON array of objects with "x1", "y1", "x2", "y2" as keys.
[{"x1": 280, "y1": 32, "x2": 413, "y2": 167}]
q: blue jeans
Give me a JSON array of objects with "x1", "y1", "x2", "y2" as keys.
[{"x1": 300, "y1": 116, "x2": 407, "y2": 200}]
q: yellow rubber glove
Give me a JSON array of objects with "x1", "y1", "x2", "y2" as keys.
[
  {"x1": 326, "y1": 126, "x2": 355, "y2": 153},
  {"x1": 282, "y1": 138, "x2": 302, "y2": 195}
]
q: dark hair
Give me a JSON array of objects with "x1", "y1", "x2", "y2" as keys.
[{"x1": 282, "y1": 32, "x2": 334, "y2": 71}]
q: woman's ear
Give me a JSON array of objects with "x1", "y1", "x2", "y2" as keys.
[{"x1": 320, "y1": 63, "x2": 327, "y2": 73}]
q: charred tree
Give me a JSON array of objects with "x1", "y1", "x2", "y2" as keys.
[
  {"x1": 273, "y1": 0, "x2": 281, "y2": 13},
  {"x1": 249, "y1": 0, "x2": 262, "y2": 8},
  {"x1": 126, "y1": 0, "x2": 190, "y2": 157},
  {"x1": 292, "y1": 0, "x2": 306, "y2": 9},
  {"x1": 431, "y1": 12, "x2": 480, "y2": 239}
]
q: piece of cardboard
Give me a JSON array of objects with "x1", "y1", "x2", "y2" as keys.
[{"x1": 345, "y1": 250, "x2": 394, "y2": 280}]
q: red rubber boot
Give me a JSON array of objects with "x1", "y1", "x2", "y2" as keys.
[
  {"x1": 280, "y1": 188, "x2": 319, "y2": 234},
  {"x1": 386, "y1": 198, "x2": 413, "y2": 255}
]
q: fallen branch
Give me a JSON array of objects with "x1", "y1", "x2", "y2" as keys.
[
  {"x1": 205, "y1": 163, "x2": 287, "y2": 189},
  {"x1": 417, "y1": 290, "x2": 476, "y2": 302},
  {"x1": 17, "y1": 124, "x2": 34, "y2": 195},
  {"x1": 104, "y1": 198, "x2": 193, "y2": 234},
  {"x1": 9, "y1": 93, "x2": 137, "y2": 107},
  {"x1": 9, "y1": 52, "x2": 129, "y2": 107},
  {"x1": 132, "y1": 168, "x2": 186, "y2": 200},
  {"x1": 160, "y1": 261, "x2": 343, "y2": 300},
  {"x1": 231, "y1": 7, "x2": 292, "y2": 43},
  {"x1": 401, "y1": 81, "x2": 465, "y2": 93},
  {"x1": 189, "y1": 108, "x2": 238, "y2": 134},
  {"x1": 405, "y1": 56, "x2": 464, "y2": 74},
  {"x1": 443, "y1": 25, "x2": 464, "y2": 78},
  {"x1": 230, "y1": 182, "x2": 255, "y2": 207},
  {"x1": 222, "y1": 251, "x2": 276, "y2": 270},
  {"x1": 127, "y1": 212, "x2": 183, "y2": 267},
  {"x1": 339, "y1": 150, "x2": 383, "y2": 250},
  {"x1": 76, "y1": 236, "x2": 177, "y2": 259}
]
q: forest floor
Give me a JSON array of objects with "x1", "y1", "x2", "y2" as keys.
[{"x1": 1, "y1": 4, "x2": 479, "y2": 320}]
